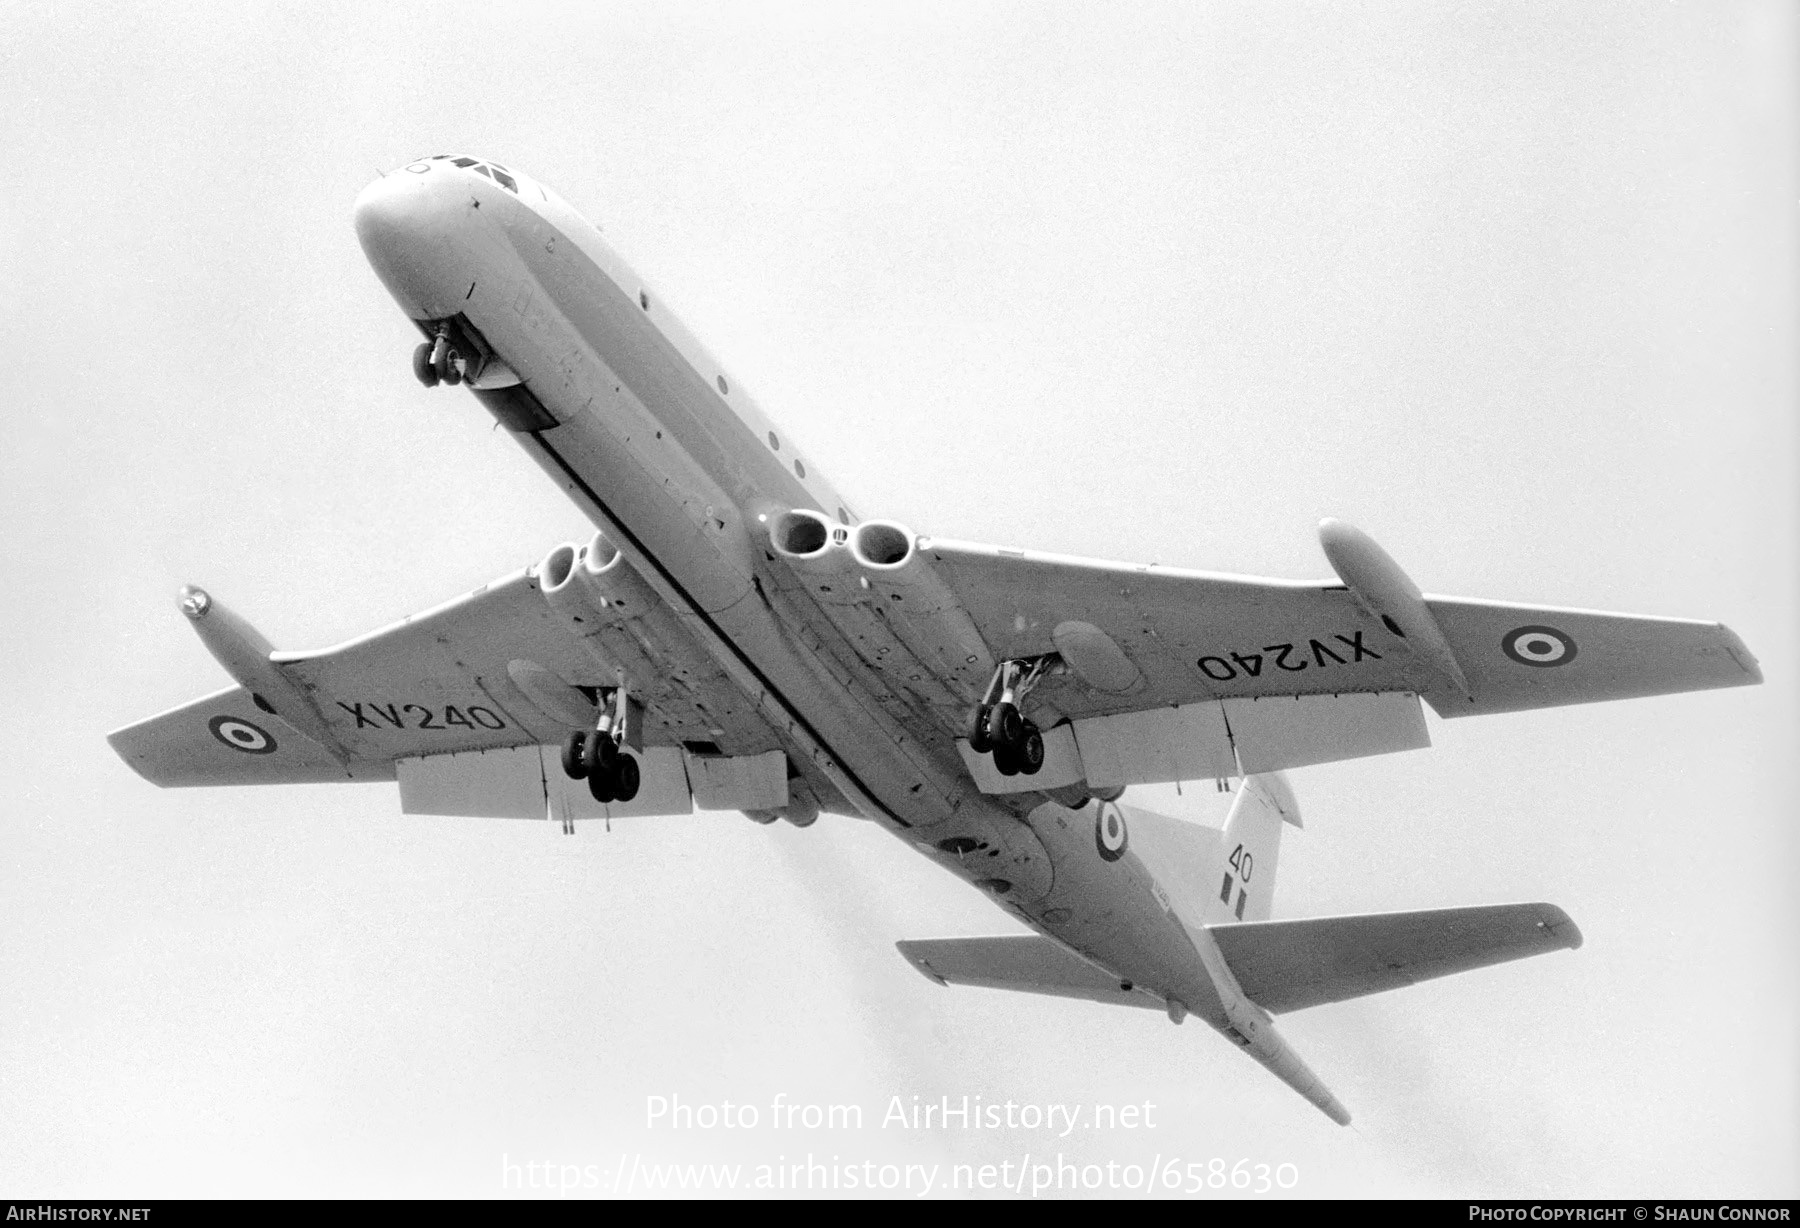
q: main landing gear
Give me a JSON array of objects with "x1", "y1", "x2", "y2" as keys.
[
  {"x1": 412, "y1": 329, "x2": 465, "y2": 388},
  {"x1": 966, "y1": 658, "x2": 1051, "y2": 777},
  {"x1": 558, "y1": 686, "x2": 641, "y2": 803}
]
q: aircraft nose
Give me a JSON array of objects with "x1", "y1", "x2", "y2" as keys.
[{"x1": 353, "y1": 167, "x2": 467, "y2": 319}]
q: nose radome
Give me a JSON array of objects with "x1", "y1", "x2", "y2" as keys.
[{"x1": 353, "y1": 170, "x2": 467, "y2": 319}]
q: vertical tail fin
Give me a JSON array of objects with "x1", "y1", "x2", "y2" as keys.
[{"x1": 1205, "y1": 773, "x2": 1300, "y2": 924}]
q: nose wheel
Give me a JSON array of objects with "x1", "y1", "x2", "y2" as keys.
[
  {"x1": 411, "y1": 333, "x2": 465, "y2": 388},
  {"x1": 966, "y1": 659, "x2": 1050, "y2": 777}
]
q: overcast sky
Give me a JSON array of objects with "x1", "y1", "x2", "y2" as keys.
[{"x1": 3, "y1": 0, "x2": 1794, "y2": 1199}]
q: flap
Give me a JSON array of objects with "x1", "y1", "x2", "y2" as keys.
[
  {"x1": 896, "y1": 936, "x2": 1162, "y2": 1010},
  {"x1": 397, "y1": 744, "x2": 696, "y2": 820},
  {"x1": 1208, "y1": 902, "x2": 1583, "y2": 1015}
]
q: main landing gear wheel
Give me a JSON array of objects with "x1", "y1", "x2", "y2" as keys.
[
  {"x1": 581, "y1": 731, "x2": 617, "y2": 778},
  {"x1": 560, "y1": 731, "x2": 588, "y2": 780},
  {"x1": 612, "y1": 753, "x2": 640, "y2": 803},
  {"x1": 971, "y1": 702, "x2": 1043, "y2": 777},
  {"x1": 986, "y1": 702, "x2": 1024, "y2": 749},
  {"x1": 1017, "y1": 724, "x2": 1045, "y2": 775},
  {"x1": 412, "y1": 341, "x2": 440, "y2": 388},
  {"x1": 584, "y1": 747, "x2": 639, "y2": 804},
  {"x1": 965, "y1": 705, "x2": 993, "y2": 754}
]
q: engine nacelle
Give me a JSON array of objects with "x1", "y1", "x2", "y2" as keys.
[
  {"x1": 848, "y1": 520, "x2": 994, "y2": 699},
  {"x1": 769, "y1": 508, "x2": 857, "y2": 588},
  {"x1": 537, "y1": 532, "x2": 715, "y2": 712}
]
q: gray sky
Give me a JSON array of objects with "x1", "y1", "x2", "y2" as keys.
[{"x1": 3, "y1": 0, "x2": 1794, "y2": 1198}]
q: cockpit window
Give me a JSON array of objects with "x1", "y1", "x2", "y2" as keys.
[{"x1": 433, "y1": 156, "x2": 520, "y2": 194}]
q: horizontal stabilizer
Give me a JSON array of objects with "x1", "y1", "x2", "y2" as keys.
[
  {"x1": 897, "y1": 936, "x2": 1161, "y2": 1010},
  {"x1": 1209, "y1": 902, "x2": 1581, "y2": 1015}
]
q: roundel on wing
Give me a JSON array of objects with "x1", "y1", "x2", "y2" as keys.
[
  {"x1": 1502, "y1": 624, "x2": 1578, "y2": 668},
  {"x1": 208, "y1": 715, "x2": 278, "y2": 755},
  {"x1": 1095, "y1": 801, "x2": 1129, "y2": 862}
]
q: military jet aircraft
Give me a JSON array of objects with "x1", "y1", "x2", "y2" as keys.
[{"x1": 109, "y1": 155, "x2": 1761, "y2": 1123}]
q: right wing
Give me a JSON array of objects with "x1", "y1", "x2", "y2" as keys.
[
  {"x1": 907, "y1": 534, "x2": 1758, "y2": 788},
  {"x1": 1207, "y1": 903, "x2": 1583, "y2": 1015},
  {"x1": 921, "y1": 536, "x2": 1760, "y2": 719}
]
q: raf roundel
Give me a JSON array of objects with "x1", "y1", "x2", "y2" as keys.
[
  {"x1": 1095, "y1": 801, "x2": 1129, "y2": 862},
  {"x1": 208, "y1": 715, "x2": 278, "y2": 755},
  {"x1": 1502, "y1": 625, "x2": 1578, "y2": 668}
]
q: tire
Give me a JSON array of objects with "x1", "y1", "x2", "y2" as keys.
[
  {"x1": 587, "y1": 764, "x2": 616, "y2": 804},
  {"x1": 431, "y1": 340, "x2": 459, "y2": 385},
  {"x1": 965, "y1": 705, "x2": 992, "y2": 754},
  {"x1": 412, "y1": 341, "x2": 439, "y2": 387},
  {"x1": 987, "y1": 702, "x2": 1024, "y2": 749},
  {"x1": 1018, "y1": 725, "x2": 1045, "y2": 775},
  {"x1": 612, "y1": 754, "x2": 640, "y2": 802},
  {"x1": 992, "y1": 741, "x2": 1020, "y2": 777},
  {"x1": 581, "y1": 731, "x2": 617, "y2": 777},
  {"x1": 560, "y1": 731, "x2": 587, "y2": 780}
]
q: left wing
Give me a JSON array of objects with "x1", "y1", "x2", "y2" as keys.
[{"x1": 110, "y1": 551, "x2": 823, "y2": 820}]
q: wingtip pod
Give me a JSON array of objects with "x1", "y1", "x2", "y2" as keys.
[
  {"x1": 176, "y1": 584, "x2": 347, "y2": 763},
  {"x1": 1317, "y1": 519, "x2": 1473, "y2": 704}
]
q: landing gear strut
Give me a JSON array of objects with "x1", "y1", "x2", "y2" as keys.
[
  {"x1": 966, "y1": 658, "x2": 1050, "y2": 777},
  {"x1": 558, "y1": 685, "x2": 641, "y2": 803}
]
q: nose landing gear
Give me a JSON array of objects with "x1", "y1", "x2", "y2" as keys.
[
  {"x1": 412, "y1": 333, "x2": 465, "y2": 387},
  {"x1": 557, "y1": 685, "x2": 642, "y2": 804},
  {"x1": 966, "y1": 658, "x2": 1051, "y2": 777}
]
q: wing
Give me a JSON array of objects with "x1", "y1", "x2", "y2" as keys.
[
  {"x1": 924, "y1": 537, "x2": 1758, "y2": 716},
  {"x1": 1208, "y1": 902, "x2": 1583, "y2": 1015},
  {"x1": 107, "y1": 684, "x2": 392, "y2": 786},
  {"x1": 110, "y1": 556, "x2": 835, "y2": 820},
  {"x1": 914, "y1": 535, "x2": 1757, "y2": 785},
  {"x1": 273, "y1": 566, "x2": 781, "y2": 761},
  {"x1": 896, "y1": 936, "x2": 1162, "y2": 1010}
]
